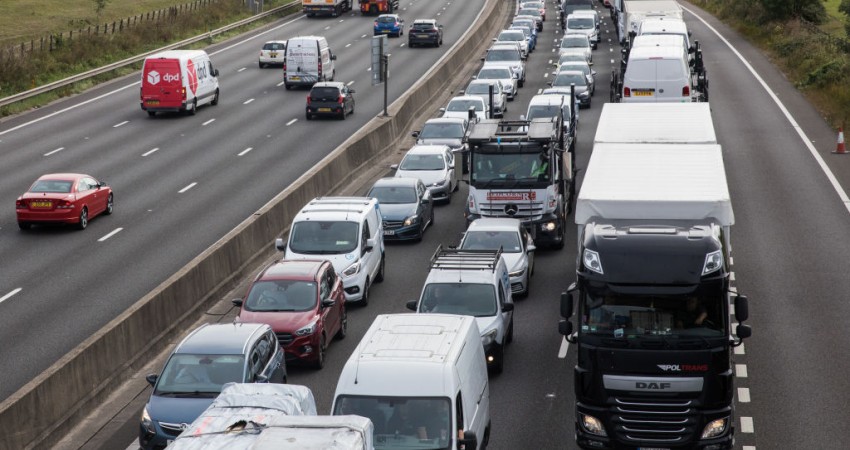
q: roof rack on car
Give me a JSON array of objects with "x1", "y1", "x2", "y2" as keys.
[{"x1": 429, "y1": 244, "x2": 502, "y2": 272}]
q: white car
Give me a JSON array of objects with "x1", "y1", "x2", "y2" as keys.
[
  {"x1": 459, "y1": 218, "x2": 536, "y2": 297},
  {"x1": 258, "y1": 40, "x2": 287, "y2": 68},
  {"x1": 495, "y1": 29, "x2": 529, "y2": 59},
  {"x1": 440, "y1": 95, "x2": 488, "y2": 121},
  {"x1": 465, "y1": 79, "x2": 508, "y2": 118},
  {"x1": 559, "y1": 33, "x2": 592, "y2": 63},
  {"x1": 565, "y1": 12, "x2": 598, "y2": 46},
  {"x1": 476, "y1": 65, "x2": 519, "y2": 100},
  {"x1": 483, "y1": 43, "x2": 526, "y2": 87},
  {"x1": 392, "y1": 145, "x2": 456, "y2": 203}
]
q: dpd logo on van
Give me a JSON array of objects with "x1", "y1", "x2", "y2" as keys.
[
  {"x1": 146, "y1": 70, "x2": 161, "y2": 85},
  {"x1": 186, "y1": 59, "x2": 198, "y2": 94}
]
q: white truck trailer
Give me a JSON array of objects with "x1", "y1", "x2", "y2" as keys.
[
  {"x1": 593, "y1": 102, "x2": 716, "y2": 145},
  {"x1": 619, "y1": 0, "x2": 683, "y2": 44}
]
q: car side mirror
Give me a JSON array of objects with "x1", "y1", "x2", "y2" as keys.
[
  {"x1": 406, "y1": 300, "x2": 418, "y2": 311},
  {"x1": 213, "y1": 69, "x2": 219, "y2": 77},
  {"x1": 734, "y1": 295, "x2": 749, "y2": 322},
  {"x1": 255, "y1": 373, "x2": 269, "y2": 383},
  {"x1": 146, "y1": 374, "x2": 158, "y2": 387},
  {"x1": 501, "y1": 303, "x2": 514, "y2": 312},
  {"x1": 412, "y1": 130, "x2": 420, "y2": 138},
  {"x1": 458, "y1": 431, "x2": 477, "y2": 450},
  {"x1": 448, "y1": 163, "x2": 455, "y2": 169},
  {"x1": 365, "y1": 238, "x2": 376, "y2": 252},
  {"x1": 232, "y1": 298, "x2": 244, "y2": 307},
  {"x1": 391, "y1": 163, "x2": 399, "y2": 170},
  {"x1": 513, "y1": 73, "x2": 519, "y2": 79},
  {"x1": 322, "y1": 298, "x2": 336, "y2": 308},
  {"x1": 275, "y1": 238, "x2": 286, "y2": 252},
  {"x1": 439, "y1": 107, "x2": 446, "y2": 114}
]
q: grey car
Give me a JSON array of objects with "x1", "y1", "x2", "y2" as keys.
[
  {"x1": 367, "y1": 177, "x2": 434, "y2": 241},
  {"x1": 549, "y1": 69, "x2": 592, "y2": 108},
  {"x1": 465, "y1": 79, "x2": 508, "y2": 118},
  {"x1": 477, "y1": 65, "x2": 519, "y2": 100},
  {"x1": 306, "y1": 82, "x2": 355, "y2": 120},
  {"x1": 556, "y1": 60, "x2": 596, "y2": 96}
]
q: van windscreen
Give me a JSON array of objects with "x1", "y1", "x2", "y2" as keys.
[
  {"x1": 289, "y1": 221, "x2": 359, "y2": 254},
  {"x1": 334, "y1": 396, "x2": 452, "y2": 449}
]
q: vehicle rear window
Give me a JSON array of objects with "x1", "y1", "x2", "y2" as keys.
[
  {"x1": 447, "y1": 99, "x2": 483, "y2": 112},
  {"x1": 262, "y1": 43, "x2": 285, "y2": 50},
  {"x1": 30, "y1": 180, "x2": 73, "y2": 193},
  {"x1": 412, "y1": 23, "x2": 436, "y2": 31},
  {"x1": 461, "y1": 231, "x2": 522, "y2": 253},
  {"x1": 486, "y1": 49, "x2": 520, "y2": 62},
  {"x1": 625, "y1": 60, "x2": 656, "y2": 82},
  {"x1": 553, "y1": 72, "x2": 586, "y2": 87},
  {"x1": 420, "y1": 123, "x2": 464, "y2": 139},
  {"x1": 310, "y1": 87, "x2": 341, "y2": 100},
  {"x1": 567, "y1": 17, "x2": 595, "y2": 30},
  {"x1": 518, "y1": 8, "x2": 539, "y2": 16},
  {"x1": 368, "y1": 186, "x2": 417, "y2": 204},
  {"x1": 419, "y1": 283, "x2": 497, "y2": 317},
  {"x1": 561, "y1": 36, "x2": 588, "y2": 48},
  {"x1": 478, "y1": 68, "x2": 512, "y2": 79},
  {"x1": 377, "y1": 16, "x2": 396, "y2": 23},
  {"x1": 244, "y1": 280, "x2": 318, "y2": 312}
]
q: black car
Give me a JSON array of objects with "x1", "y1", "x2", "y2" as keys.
[
  {"x1": 306, "y1": 82, "x2": 355, "y2": 120},
  {"x1": 367, "y1": 177, "x2": 434, "y2": 241},
  {"x1": 408, "y1": 19, "x2": 443, "y2": 47}
]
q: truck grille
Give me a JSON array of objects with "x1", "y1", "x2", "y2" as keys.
[
  {"x1": 479, "y1": 201, "x2": 544, "y2": 219},
  {"x1": 276, "y1": 332, "x2": 294, "y2": 346},
  {"x1": 612, "y1": 397, "x2": 697, "y2": 444}
]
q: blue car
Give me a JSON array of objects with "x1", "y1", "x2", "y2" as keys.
[
  {"x1": 374, "y1": 14, "x2": 404, "y2": 37},
  {"x1": 368, "y1": 177, "x2": 434, "y2": 241},
  {"x1": 511, "y1": 19, "x2": 537, "y2": 51}
]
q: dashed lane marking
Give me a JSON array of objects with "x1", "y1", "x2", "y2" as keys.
[
  {"x1": 736, "y1": 364, "x2": 748, "y2": 378},
  {"x1": 142, "y1": 147, "x2": 159, "y2": 157},
  {"x1": 237, "y1": 67, "x2": 246, "y2": 72},
  {"x1": 244, "y1": 98, "x2": 255, "y2": 105},
  {"x1": 237, "y1": 147, "x2": 253, "y2": 156},
  {"x1": 113, "y1": 120, "x2": 129, "y2": 128},
  {"x1": 557, "y1": 337, "x2": 569, "y2": 359},
  {"x1": 178, "y1": 182, "x2": 197, "y2": 193},
  {"x1": 98, "y1": 228, "x2": 123, "y2": 242},
  {"x1": 741, "y1": 417, "x2": 754, "y2": 433},
  {"x1": 202, "y1": 119, "x2": 215, "y2": 126},
  {"x1": 286, "y1": 118, "x2": 298, "y2": 126},
  {"x1": 44, "y1": 147, "x2": 64, "y2": 156},
  {"x1": 737, "y1": 387, "x2": 751, "y2": 403},
  {"x1": 0, "y1": 288, "x2": 22, "y2": 305}
]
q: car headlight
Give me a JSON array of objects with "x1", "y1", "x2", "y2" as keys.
[
  {"x1": 583, "y1": 249, "x2": 603, "y2": 274},
  {"x1": 403, "y1": 215, "x2": 419, "y2": 226},
  {"x1": 295, "y1": 320, "x2": 318, "y2": 337},
  {"x1": 580, "y1": 413, "x2": 607, "y2": 437},
  {"x1": 467, "y1": 195, "x2": 478, "y2": 214},
  {"x1": 703, "y1": 250, "x2": 723, "y2": 275},
  {"x1": 540, "y1": 221, "x2": 557, "y2": 232},
  {"x1": 509, "y1": 267, "x2": 526, "y2": 278},
  {"x1": 431, "y1": 179, "x2": 447, "y2": 187},
  {"x1": 141, "y1": 406, "x2": 155, "y2": 434},
  {"x1": 342, "y1": 260, "x2": 361, "y2": 278},
  {"x1": 701, "y1": 417, "x2": 728, "y2": 439},
  {"x1": 481, "y1": 329, "x2": 498, "y2": 346}
]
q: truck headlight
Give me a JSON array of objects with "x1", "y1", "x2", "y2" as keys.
[
  {"x1": 342, "y1": 261, "x2": 361, "y2": 278},
  {"x1": 403, "y1": 215, "x2": 419, "y2": 226},
  {"x1": 481, "y1": 329, "x2": 498, "y2": 346},
  {"x1": 702, "y1": 250, "x2": 722, "y2": 275},
  {"x1": 580, "y1": 413, "x2": 607, "y2": 437},
  {"x1": 295, "y1": 320, "x2": 318, "y2": 337},
  {"x1": 701, "y1": 417, "x2": 728, "y2": 439},
  {"x1": 141, "y1": 406, "x2": 155, "y2": 434},
  {"x1": 583, "y1": 249, "x2": 603, "y2": 274}
]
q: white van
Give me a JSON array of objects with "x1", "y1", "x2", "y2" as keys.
[
  {"x1": 277, "y1": 197, "x2": 384, "y2": 305},
  {"x1": 406, "y1": 246, "x2": 514, "y2": 373},
  {"x1": 630, "y1": 33, "x2": 691, "y2": 67},
  {"x1": 283, "y1": 36, "x2": 336, "y2": 89},
  {"x1": 332, "y1": 314, "x2": 490, "y2": 450},
  {"x1": 638, "y1": 17, "x2": 691, "y2": 51},
  {"x1": 140, "y1": 50, "x2": 219, "y2": 117},
  {"x1": 621, "y1": 45, "x2": 693, "y2": 103}
]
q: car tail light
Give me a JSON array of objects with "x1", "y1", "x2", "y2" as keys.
[
  {"x1": 306, "y1": 95, "x2": 312, "y2": 105},
  {"x1": 374, "y1": 21, "x2": 378, "y2": 27},
  {"x1": 181, "y1": 87, "x2": 186, "y2": 100},
  {"x1": 682, "y1": 85, "x2": 690, "y2": 96},
  {"x1": 55, "y1": 199, "x2": 74, "y2": 209},
  {"x1": 15, "y1": 199, "x2": 26, "y2": 209},
  {"x1": 283, "y1": 61, "x2": 287, "y2": 71},
  {"x1": 623, "y1": 86, "x2": 631, "y2": 97},
  {"x1": 338, "y1": 95, "x2": 344, "y2": 105},
  {"x1": 318, "y1": 63, "x2": 322, "y2": 79}
]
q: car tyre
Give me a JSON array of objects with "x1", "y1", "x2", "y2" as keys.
[
  {"x1": 335, "y1": 308, "x2": 348, "y2": 340},
  {"x1": 77, "y1": 207, "x2": 88, "y2": 230},
  {"x1": 284, "y1": 83, "x2": 292, "y2": 90},
  {"x1": 147, "y1": 111, "x2": 156, "y2": 117},
  {"x1": 360, "y1": 279, "x2": 370, "y2": 306},
  {"x1": 306, "y1": 112, "x2": 312, "y2": 120},
  {"x1": 375, "y1": 254, "x2": 385, "y2": 283},
  {"x1": 507, "y1": 319, "x2": 514, "y2": 344},
  {"x1": 491, "y1": 345, "x2": 504, "y2": 374},
  {"x1": 105, "y1": 194, "x2": 114, "y2": 215},
  {"x1": 211, "y1": 89, "x2": 219, "y2": 106},
  {"x1": 18, "y1": 222, "x2": 31, "y2": 230},
  {"x1": 313, "y1": 335, "x2": 326, "y2": 370},
  {"x1": 259, "y1": 61, "x2": 265, "y2": 69}
]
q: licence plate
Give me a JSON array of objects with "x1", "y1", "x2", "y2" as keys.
[
  {"x1": 290, "y1": 76, "x2": 301, "y2": 81},
  {"x1": 416, "y1": 34, "x2": 429, "y2": 38},
  {"x1": 146, "y1": 100, "x2": 159, "y2": 105},
  {"x1": 633, "y1": 90, "x2": 654, "y2": 97},
  {"x1": 270, "y1": 52, "x2": 278, "y2": 57},
  {"x1": 318, "y1": 107, "x2": 332, "y2": 112},
  {"x1": 384, "y1": 230, "x2": 396, "y2": 235},
  {"x1": 31, "y1": 201, "x2": 52, "y2": 208}
]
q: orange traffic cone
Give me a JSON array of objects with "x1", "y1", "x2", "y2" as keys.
[{"x1": 834, "y1": 127, "x2": 846, "y2": 154}]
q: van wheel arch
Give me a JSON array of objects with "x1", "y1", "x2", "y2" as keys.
[{"x1": 211, "y1": 89, "x2": 219, "y2": 106}]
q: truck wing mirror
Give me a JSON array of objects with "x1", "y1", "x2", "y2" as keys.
[
  {"x1": 558, "y1": 319, "x2": 573, "y2": 338},
  {"x1": 560, "y1": 291, "x2": 574, "y2": 319},
  {"x1": 734, "y1": 295, "x2": 749, "y2": 322},
  {"x1": 406, "y1": 300, "x2": 418, "y2": 311},
  {"x1": 275, "y1": 238, "x2": 286, "y2": 252},
  {"x1": 736, "y1": 324, "x2": 751, "y2": 340}
]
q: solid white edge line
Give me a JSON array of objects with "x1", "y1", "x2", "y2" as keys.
[
  {"x1": 0, "y1": 288, "x2": 22, "y2": 304},
  {"x1": 737, "y1": 387, "x2": 751, "y2": 403},
  {"x1": 237, "y1": 147, "x2": 253, "y2": 156},
  {"x1": 683, "y1": 5, "x2": 850, "y2": 213},
  {"x1": 113, "y1": 120, "x2": 129, "y2": 128},
  {"x1": 286, "y1": 118, "x2": 297, "y2": 126},
  {"x1": 740, "y1": 416, "x2": 754, "y2": 433},
  {"x1": 276, "y1": 81, "x2": 286, "y2": 87},
  {"x1": 98, "y1": 227, "x2": 123, "y2": 242},
  {"x1": 201, "y1": 119, "x2": 215, "y2": 126},
  {"x1": 44, "y1": 147, "x2": 64, "y2": 156},
  {"x1": 557, "y1": 337, "x2": 569, "y2": 359},
  {"x1": 142, "y1": 147, "x2": 159, "y2": 157},
  {"x1": 178, "y1": 182, "x2": 197, "y2": 193}
]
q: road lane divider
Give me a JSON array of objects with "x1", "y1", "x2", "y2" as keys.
[{"x1": 0, "y1": 288, "x2": 22, "y2": 305}]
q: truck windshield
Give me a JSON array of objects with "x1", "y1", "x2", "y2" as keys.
[
  {"x1": 420, "y1": 283, "x2": 497, "y2": 317},
  {"x1": 580, "y1": 288, "x2": 726, "y2": 338},
  {"x1": 289, "y1": 221, "x2": 359, "y2": 254},
  {"x1": 471, "y1": 151, "x2": 550, "y2": 184},
  {"x1": 334, "y1": 396, "x2": 452, "y2": 450}
]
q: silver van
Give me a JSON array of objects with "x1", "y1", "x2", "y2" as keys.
[{"x1": 621, "y1": 45, "x2": 693, "y2": 103}]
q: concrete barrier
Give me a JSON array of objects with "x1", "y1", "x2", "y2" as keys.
[{"x1": 0, "y1": 1, "x2": 506, "y2": 448}]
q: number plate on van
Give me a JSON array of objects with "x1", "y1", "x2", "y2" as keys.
[
  {"x1": 633, "y1": 90, "x2": 654, "y2": 97},
  {"x1": 146, "y1": 100, "x2": 160, "y2": 105}
]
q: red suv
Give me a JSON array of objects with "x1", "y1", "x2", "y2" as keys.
[{"x1": 233, "y1": 259, "x2": 347, "y2": 369}]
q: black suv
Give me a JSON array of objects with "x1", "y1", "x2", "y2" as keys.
[
  {"x1": 408, "y1": 19, "x2": 444, "y2": 47},
  {"x1": 306, "y1": 81, "x2": 356, "y2": 120}
]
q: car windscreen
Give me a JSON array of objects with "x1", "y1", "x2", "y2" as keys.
[
  {"x1": 399, "y1": 153, "x2": 445, "y2": 171},
  {"x1": 561, "y1": 36, "x2": 588, "y2": 48},
  {"x1": 419, "y1": 283, "x2": 497, "y2": 317},
  {"x1": 485, "y1": 49, "x2": 520, "y2": 62},
  {"x1": 561, "y1": 64, "x2": 589, "y2": 76},
  {"x1": 559, "y1": 53, "x2": 586, "y2": 64},
  {"x1": 368, "y1": 186, "x2": 417, "y2": 204},
  {"x1": 447, "y1": 99, "x2": 483, "y2": 112},
  {"x1": 461, "y1": 230, "x2": 522, "y2": 253},
  {"x1": 568, "y1": 17, "x2": 595, "y2": 30},
  {"x1": 518, "y1": 8, "x2": 540, "y2": 17},
  {"x1": 155, "y1": 354, "x2": 246, "y2": 395},
  {"x1": 244, "y1": 280, "x2": 317, "y2": 312},
  {"x1": 467, "y1": 83, "x2": 498, "y2": 95},
  {"x1": 334, "y1": 396, "x2": 452, "y2": 450},
  {"x1": 30, "y1": 179, "x2": 73, "y2": 193},
  {"x1": 553, "y1": 72, "x2": 587, "y2": 87},
  {"x1": 420, "y1": 123, "x2": 464, "y2": 139},
  {"x1": 478, "y1": 68, "x2": 512, "y2": 80},
  {"x1": 289, "y1": 221, "x2": 359, "y2": 254},
  {"x1": 498, "y1": 31, "x2": 524, "y2": 42},
  {"x1": 310, "y1": 87, "x2": 340, "y2": 101}
]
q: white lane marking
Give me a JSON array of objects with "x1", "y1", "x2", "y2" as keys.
[
  {"x1": 142, "y1": 147, "x2": 159, "y2": 157},
  {"x1": 237, "y1": 67, "x2": 246, "y2": 72},
  {"x1": 367, "y1": 67, "x2": 372, "y2": 72},
  {"x1": 557, "y1": 337, "x2": 569, "y2": 358},
  {"x1": 537, "y1": 88, "x2": 542, "y2": 94},
  {"x1": 243, "y1": 98, "x2": 255, "y2": 105},
  {"x1": 339, "y1": 19, "x2": 344, "y2": 23},
  {"x1": 0, "y1": 288, "x2": 22, "y2": 305},
  {"x1": 684, "y1": 5, "x2": 850, "y2": 214},
  {"x1": 744, "y1": 447, "x2": 757, "y2": 450},
  {"x1": 202, "y1": 119, "x2": 215, "y2": 126},
  {"x1": 286, "y1": 118, "x2": 297, "y2": 126},
  {"x1": 361, "y1": 34, "x2": 367, "y2": 38},
  {"x1": 740, "y1": 417, "x2": 754, "y2": 433},
  {"x1": 730, "y1": 272, "x2": 736, "y2": 281},
  {"x1": 400, "y1": 43, "x2": 406, "y2": 48},
  {"x1": 437, "y1": 12, "x2": 441, "y2": 16},
  {"x1": 346, "y1": 81, "x2": 355, "y2": 86},
  {"x1": 551, "y1": 48, "x2": 555, "y2": 52},
  {"x1": 734, "y1": 343, "x2": 745, "y2": 355},
  {"x1": 178, "y1": 182, "x2": 197, "y2": 193},
  {"x1": 736, "y1": 364, "x2": 748, "y2": 378},
  {"x1": 277, "y1": 81, "x2": 286, "y2": 87},
  {"x1": 548, "y1": 59, "x2": 552, "y2": 64},
  {"x1": 345, "y1": 43, "x2": 352, "y2": 48},
  {"x1": 44, "y1": 147, "x2": 64, "y2": 156},
  {"x1": 543, "y1": 73, "x2": 549, "y2": 78},
  {"x1": 324, "y1": 26, "x2": 330, "y2": 30},
  {"x1": 98, "y1": 227, "x2": 123, "y2": 242},
  {"x1": 237, "y1": 147, "x2": 253, "y2": 156},
  {"x1": 113, "y1": 120, "x2": 129, "y2": 128},
  {"x1": 737, "y1": 387, "x2": 751, "y2": 403}
]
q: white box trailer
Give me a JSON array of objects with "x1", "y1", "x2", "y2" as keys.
[
  {"x1": 620, "y1": 0, "x2": 683, "y2": 44},
  {"x1": 593, "y1": 103, "x2": 716, "y2": 145},
  {"x1": 575, "y1": 143, "x2": 733, "y2": 226}
]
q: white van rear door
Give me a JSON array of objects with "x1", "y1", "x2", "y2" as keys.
[
  {"x1": 286, "y1": 40, "x2": 320, "y2": 83},
  {"x1": 655, "y1": 58, "x2": 689, "y2": 101}
]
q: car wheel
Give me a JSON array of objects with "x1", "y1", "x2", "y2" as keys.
[
  {"x1": 187, "y1": 99, "x2": 197, "y2": 116},
  {"x1": 507, "y1": 318, "x2": 514, "y2": 344},
  {"x1": 335, "y1": 308, "x2": 348, "y2": 340},
  {"x1": 520, "y1": 278, "x2": 530, "y2": 298},
  {"x1": 18, "y1": 222, "x2": 31, "y2": 230},
  {"x1": 340, "y1": 110, "x2": 346, "y2": 120},
  {"x1": 147, "y1": 111, "x2": 156, "y2": 117},
  {"x1": 211, "y1": 89, "x2": 219, "y2": 106},
  {"x1": 105, "y1": 193, "x2": 114, "y2": 215},
  {"x1": 360, "y1": 279, "x2": 370, "y2": 306},
  {"x1": 491, "y1": 345, "x2": 504, "y2": 374},
  {"x1": 518, "y1": 79, "x2": 524, "y2": 88},
  {"x1": 375, "y1": 254, "x2": 385, "y2": 283},
  {"x1": 313, "y1": 335, "x2": 326, "y2": 370},
  {"x1": 77, "y1": 207, "x2": 88, "y2": 230}
]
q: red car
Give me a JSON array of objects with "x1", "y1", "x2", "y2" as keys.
[
  {"x1": 233, "y1": 259, "x2": 347, "y2": 369},
  {"x1": 16, "y1": 173, "x2": 113, "y2": 230}
]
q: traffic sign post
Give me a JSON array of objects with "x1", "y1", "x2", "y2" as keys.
[{"x1": 371, "y1": 35, "x2": 389, "y2": 117}]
